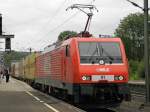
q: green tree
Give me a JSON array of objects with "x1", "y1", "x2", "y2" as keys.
[
  {"x1": 115, "y1": 13, "x2": 150, "y2": 61},
  {"x1": 3, "y1": 51, "x2": 29, "y2": 67},
  {"x1": 58, "y1": 31, "x2": 77, "y2": 41}
]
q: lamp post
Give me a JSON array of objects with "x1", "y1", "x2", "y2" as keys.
[
  {"x1": 127, "y1": 0, "x2": 150, "y2": 104},
  {"x1": 144, "y1": 0, "x2": 150, "y2": 104}
]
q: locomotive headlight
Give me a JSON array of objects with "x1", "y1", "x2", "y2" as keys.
[
  {"x1": 82, "y1": 76, "x2": 91, "y2": 81},
  {"x1": 82, "y1": 76, "x2": 87, "y2": 80},
  {"x1": 114, "y1": 76, "x2": 124, "y2": 80},
  {"x1": 118, "y1": 76, "x2": 124, "y2": 80}
]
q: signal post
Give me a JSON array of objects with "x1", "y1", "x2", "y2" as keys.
[{"x1": 0, "y1": 14, "x2": 14, "y2": 52}]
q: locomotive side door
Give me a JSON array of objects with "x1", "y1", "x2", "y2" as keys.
[
  {"x1": 62, "y1": 46, "x2": 68, "y2": 81},
  {"x1": 63, "y1": 45, "x2": 71, "y2": 81},
  {"x1": 62, "y1": 46, "x2": 66, "y2": 80}
]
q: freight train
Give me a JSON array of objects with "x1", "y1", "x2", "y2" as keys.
[{"x1": 11, "y1": 36, "x2": 131, "y2": 108}]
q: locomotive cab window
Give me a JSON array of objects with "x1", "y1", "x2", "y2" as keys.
[
  {"x1": 66, "y1": 45, "x2": 70, "y2": 57},
  {"x1": 78, "y1": 42, "x2": 122, "y2": 64}
]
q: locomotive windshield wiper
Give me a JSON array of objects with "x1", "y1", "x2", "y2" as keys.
[
  {"x1": 88, "y1": 47, "x2": 98, "y2": 64},
  {"x1": 88, "y1": 43, "x2": 105, "y2": 64},
  {"x1": 101, "y1": 47, "x2": 114, "y2": 64},
  {"x1": 98, "y1": 43, "x2": 114, "y2": 64},
  {"x1": 88, "y1": 43, "x2": 114, "y2": 64}
]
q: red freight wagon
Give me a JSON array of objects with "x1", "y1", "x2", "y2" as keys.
[{"x1": 35, "y1": 37, "x2": 130, "y2": 107}]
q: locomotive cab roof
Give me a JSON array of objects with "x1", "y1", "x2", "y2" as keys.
[{"x1": 43, "y1": 36, "x2": 122, "y2": 54}]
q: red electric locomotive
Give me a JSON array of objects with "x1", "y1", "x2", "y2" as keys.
[{"x1": 35, "y1": 36, "x2": 130, "y2": 107}]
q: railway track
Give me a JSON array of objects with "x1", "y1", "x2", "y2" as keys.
[{"x1": 128, "y1": 81, "x2": 145, "y2": 96}]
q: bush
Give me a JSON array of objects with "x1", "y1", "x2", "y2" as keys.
[
  {"x1": 137, "y1": 60, "x2": 145, "y2": 79},
  {"x1": 129, "y1": 60, "x2": 145, "y2": 80},
  {"x1": 129, "y1": 60, "x2": 140, "y2": 80}
]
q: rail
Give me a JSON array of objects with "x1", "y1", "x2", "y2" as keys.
[{"x1": 128, "y1": 81, "x2": 145, "y2": 96}]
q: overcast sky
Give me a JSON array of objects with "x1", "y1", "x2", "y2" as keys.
[{"x1": 0, "y1": 0, "x2": 147, "y2": 51}]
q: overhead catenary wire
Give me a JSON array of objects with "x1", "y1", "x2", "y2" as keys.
[
  {"x1": 45, "y1": 12, "x2": 79, "y2": 33},
  {"x1": 10, "y1": 0, "x2": 96, "y2": 51},
  {"x1": 34, "y1": 0, "x2": 68, "y2": 41},
  {"x1": 7, "y1": 0, "x2": 68, "y2": 52},
  {"x1": 35, "y1": 0, "x2": 96, "y2": 49},
  {"x1": 39, "y1": 0, "x2": 68, "y2": 29},
  {"x1": 47, "y1": 0, "x2": 96, "y2": 33},
  {"x1": 37, "y1": 11, "x2": 80, "y2": 43}
]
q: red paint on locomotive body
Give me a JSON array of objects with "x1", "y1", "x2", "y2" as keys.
[
  {"x1": 70, "y1": 37, "x2": 128, "y2": 84},
  {"x1": 36, "y1": 37, "x2": 129, "y2": 85}
]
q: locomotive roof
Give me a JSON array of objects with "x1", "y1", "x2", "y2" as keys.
[
  {"x1": 61, "y1": 37, "x2": 122, "y2": 45},
  {"x1": 42, "y1": 37, "x2": 122, "y2": 54}
]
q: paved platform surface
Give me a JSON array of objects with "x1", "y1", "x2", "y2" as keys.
[
  {"x1": 0, "y1": 77, "x2": 84, "y2": 112},
  {"x1": 128, "y1": 80, "x2": 145, "y2": 85}
]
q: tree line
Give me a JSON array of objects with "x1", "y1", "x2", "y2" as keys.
[{"x1": 115, "y1": 12, "x2": 149, "y2": 80}]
